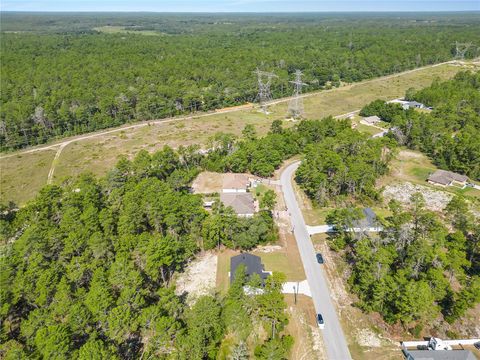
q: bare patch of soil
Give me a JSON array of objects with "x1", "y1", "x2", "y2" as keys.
[
  {"x1": 255, "y1": 245, "x2": 283, "y2": 253},
  {"x1": 175, "y1": 252, "x2": 217, "y2": 305},
  {"x1": 191, "y1": 171, "x2": 223, "y2": 194},
  {"x1": 383, "y1": 182, "x2": 453, "y2": 212}
]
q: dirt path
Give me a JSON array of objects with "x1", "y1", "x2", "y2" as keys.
[
  {"x1": 2, "y1": 58, "x2": 474, "y2": 187},
  {"x1": 1, "y1": 58, "x2": 467, "y2": 162}
]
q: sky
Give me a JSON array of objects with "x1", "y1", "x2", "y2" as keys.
[{"x1": 1, "y1": 0, "x2": 479, "y2": 12}]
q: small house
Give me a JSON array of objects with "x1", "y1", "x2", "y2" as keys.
[
  {"x1": 230, "y1": 253, "x2": 270, "y2": 285},
  {"x1": 362, "y1": 115, "x2": 381, "y2": 125},
  {"x1": 402, "y1": 101, "x2": 428, "y2": 110},
  {"x1": 352, "y1": 208, "x2": 382, "y2": 232},
  {"x1": 220, "y1": 192, "x2": 256, "y2": 217},
  {"x1": 427, "y1": 170, "x2": 468, "y2": 188}
]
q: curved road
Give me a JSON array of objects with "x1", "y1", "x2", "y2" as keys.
[{"x1": 281, "y1": 161, "x2": 352, "y2": 360}]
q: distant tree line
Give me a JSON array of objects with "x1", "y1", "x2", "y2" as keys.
[{"x1": 2, "y1": 13, "x2": 479, "y2": 150}]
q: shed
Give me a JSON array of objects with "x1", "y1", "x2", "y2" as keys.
[{"x1": 230, "y1": 253, "x2": 270, "y2": 284}]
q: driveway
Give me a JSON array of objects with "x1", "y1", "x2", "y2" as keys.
[{"x1": 280, "y1": 161, "x2": 352, "y2": 360}]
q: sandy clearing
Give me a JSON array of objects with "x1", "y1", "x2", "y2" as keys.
[{"x1": 175, "y1": 252, "x2": 218, "y2": 305}]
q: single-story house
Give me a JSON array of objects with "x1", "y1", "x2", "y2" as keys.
[
  {"x1": 403, "y1": 101, "x2": 427, "y2": 110},
  {"x1": 222, "y1": 173, "x2": 249, "y2": 193},
  {"x1": 427, "y1": 170, "x2": 469, "y2": 188},
  {"x1": 388, "y1": 99, "x2": 431, "y2": 110},
  {"x1": 404, "y1": 350, "x2": 476, "y2": 360},
  {"x1": 352, "y1": 208, "x2": 382, "y2": 232},
  {"x1": 230, "y1": 253, "x2": 270, "y2": 285},
  {"x1": 362, "y1": 115, "x2": 381, "y2": 125},
  {"x1": 220, "y1": 192, "x2": 256, "y2": 217}
]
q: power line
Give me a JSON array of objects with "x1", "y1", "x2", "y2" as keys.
[
  {"x1": 454, "y1": 41, "x2": 473, "y2": 60},
  {"x1": 253, "y1": 68, "x2": 278, "y2": 113},
  {"x1": 287, "y1": 69, "x2": 308, "y2": 119}
]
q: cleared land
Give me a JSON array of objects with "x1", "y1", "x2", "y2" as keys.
[
  {"x1": 93, "y1": 25, "x2": 163, "y2": 36},
  {"x1": 0, "y1": 150, "x2": 56, "y2": 205},
  {"x1": 0, "y1": 61, "x2": 470, "y2": 205}
]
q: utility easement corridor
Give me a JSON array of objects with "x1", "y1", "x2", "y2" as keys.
[{"x1": 280, "y1": 161, "x2": 352, "y2": 360}]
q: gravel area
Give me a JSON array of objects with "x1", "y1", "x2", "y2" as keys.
[{"x1": 383, "y1": 182, "x2": 453, "y2": 212}]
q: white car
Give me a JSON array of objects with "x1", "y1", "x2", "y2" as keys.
[{"x1": 317, "y1": 313, "x2": 325, "y2": 329}]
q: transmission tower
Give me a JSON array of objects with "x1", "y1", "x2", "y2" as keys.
[
  {"x1": 454, "y1": 41, "x2": 472, "y2": 60},
  {"x1": 287, "y1": 70, "x2": 308, "y2": 119},
  {"x1": 253, "y1": 69, "x2": 278, "y2": 113}
]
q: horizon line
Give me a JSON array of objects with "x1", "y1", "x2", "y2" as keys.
[{"x1": 2, "y1": 10, "x2": 480, "y2": 13}]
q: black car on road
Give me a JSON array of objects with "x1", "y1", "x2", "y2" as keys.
[
  {"x1": 316, "y1": 253, "x2": 324, "y2": 264},
  {"x1": 317, "y1": 313, "x2": 325, "y2": 329}
]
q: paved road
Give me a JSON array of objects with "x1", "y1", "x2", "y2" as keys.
[{"x1": 280, "y1": 161, "x2": 352, "y2": 360}]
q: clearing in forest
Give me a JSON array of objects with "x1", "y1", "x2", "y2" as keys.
[{"x1": 0, "y1": 61, "x2": 470, "y2": 206}]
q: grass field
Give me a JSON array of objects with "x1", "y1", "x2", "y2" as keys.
[
  {"x1": 0, "y1": 61, "x2": 470, "y2": 205},
  {"x1": 0, "y1": 150, "x2": 56, "y2": 205},
  {"x1": 93, "y1": 26, "x2": 163, "y2": 36}
]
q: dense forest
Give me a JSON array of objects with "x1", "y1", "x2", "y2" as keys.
[
  {"x1": 0, "y1": 115, "x2": 397, "y2": 358},
  {"x1": 361, "y1": 71, "x2": 480, "y2": 180},
  {"x1": 295, "y1": 129, "x2": 395, "y2": 205},
  {"x1": 0, "y1": 143, "x2": 289, "y2": 359},
  {"x1": 327, "y1": 195, "x2": 480, "y2": 328},
  {"x1": 1, "y1": 13, "x2": 480, "y2": 150}
]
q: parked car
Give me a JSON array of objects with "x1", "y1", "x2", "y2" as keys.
[
  {"x1": 474, "y1": 341, "x2": 480, "y2": 350},
  {"x1": 317, "y1": 313, "x2": 325, "y2": 329},
  {"x1": 316, "y1": 253, "x2": 324, "y2": 264}
]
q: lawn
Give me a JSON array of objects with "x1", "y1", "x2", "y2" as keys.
[
  {"x1": 253, "y1": 249, "x2": 305, "y2": 282},
  {"x1": 1, "y1": 61, "x2": 470, "y2": 205}
]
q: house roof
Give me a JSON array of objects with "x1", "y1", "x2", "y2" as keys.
[
  {"x1": 406, "y1": 350, "x2": 476, "y2": 360},
  {"x1": 363, "y1": 115, "x2": 381, "y2": 123},
  {"x1": 230, "y1": 253, "x2": 269, "y2": 284},
  {"x1": 353, "y1": 208, "x2": 377, "y2": 228},
  {"x1": 407, "y1": 101, "x2": 424, "y2": 107},
  {"x1": 220, "y1": 192, "x2": 255, "y2": 215},
  {"x1": 428, "y1": 170, "x2": 468, "y2": 185},
  {"x1": 223, "y1": 173, "x2": 249, "y2": 190}
]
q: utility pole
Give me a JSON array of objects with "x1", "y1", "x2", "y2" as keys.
[
  {"x1": 288, "y1": 69, "x2": 308, "y2": 119},
  {"x1": 253, "y1": 68, "x2": 278, "y2": 113},
  {"x1": 454, "y1": 41, "x2": 472, "y2": 60}
]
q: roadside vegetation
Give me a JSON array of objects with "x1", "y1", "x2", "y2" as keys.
[
  {"x1": 0, "y1": 115, "x2": 398, "y2": 358},
  {"x1": 327, "y1": 195, "x2": 479, "y2": 329},
  {"x1": 303, "y1": 71, "x2": 480, "y2": 338}
]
